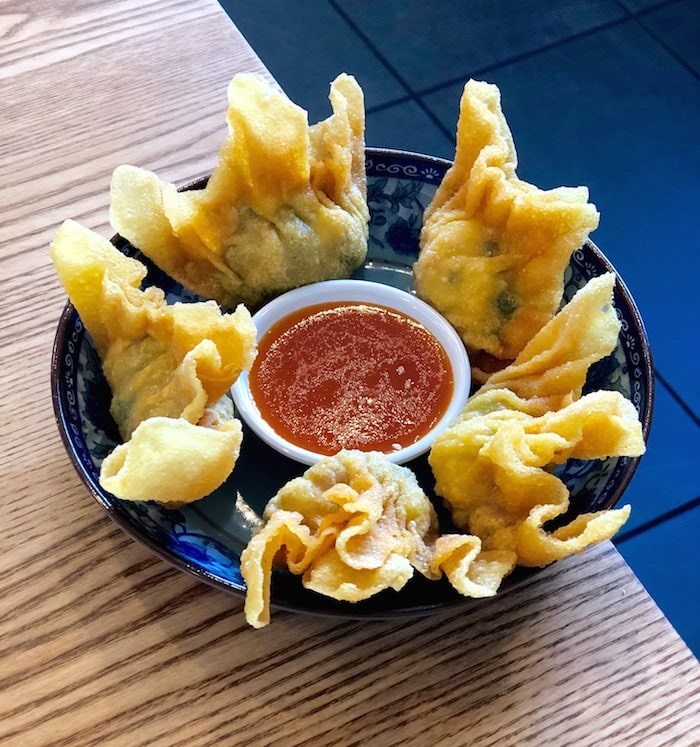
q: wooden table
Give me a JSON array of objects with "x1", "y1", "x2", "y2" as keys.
[{"x1": 1, "y1": 1, "x2": 698, "y2": 744}]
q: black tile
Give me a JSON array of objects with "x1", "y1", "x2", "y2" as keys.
[
  {"x1": 333, "y1": 0, "x2": 626, "y2": 92},
  {"x1": 219, "y1": 0, "x2": 406, "y2": 123},
  {"x1": 617, "y1": 0, "x2": 667, "y2": 12},
  {"x1": 366, "y1": 100, "x2": 454, "y2": 159},
  {"x1": 641, "y1": 0, "x2": 700, "y2": 76}
]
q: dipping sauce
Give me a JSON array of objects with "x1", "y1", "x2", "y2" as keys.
[{"x1": 249, "y1": 301, "x2": 454, "y2": 456}]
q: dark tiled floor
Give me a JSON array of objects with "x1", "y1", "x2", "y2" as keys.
[{"x1": 220, "y1": 0, "x2": 700, "y2": 656}]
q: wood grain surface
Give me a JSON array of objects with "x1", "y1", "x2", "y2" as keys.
[{"x1": 1, "y1": 1, "x2": 698, "y2": 745}]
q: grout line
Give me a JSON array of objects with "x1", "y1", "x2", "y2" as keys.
[
  {"x1": 614, "y1": 495, "x2": 700, "y2": 544},
  {"x1": 324, "y1": 0, "x2": 410, "y2": 98},
  {"x1": 611, "y1": 0, "x2": 680, "y2": 14},
  {"x1": 325, "y1": 0, "x2": 462, "y2": 143},
  {"x1": 655, "y1": 371, "x2": 700, "y2": 426},
  {"x1": 629, "y1": 0, "x2": 687, "y2": 14},
  {"x1": 409, "y1": 14, "x2": 632, "y2": 101},
  {"x1": 366, "y1": 96, "x2": 414, "y2": 116},
  {"x1": 631, "y1": 5, "x2": 700, "y2": 83}
]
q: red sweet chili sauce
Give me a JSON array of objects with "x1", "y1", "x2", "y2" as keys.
[{"x1": 249, "y1": 301, "x2": 454, "y2": 456}]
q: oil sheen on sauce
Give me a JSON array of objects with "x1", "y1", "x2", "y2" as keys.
[{"x1": 249, "y1": 301, "x2": 454, "y2": 456}]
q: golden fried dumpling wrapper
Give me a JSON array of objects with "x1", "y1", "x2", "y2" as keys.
[
  {"x1": 100, "y1": 415, "x2": 242, "y2": 506},
  {"x1": 50, "y1": 219, "x2": 256, "y2": 504},
  {"x1": 414, "y1": 79, "x2": 600, "y2": 363},
  {"x1": 428, "y1": 534, "x2": 516, "y2": 599},
  {"x1": 110, "y1": 73, "x2": 369, "y2": 309},
  {"x1": 431, "y1": 388, "x2": 643, "y2": 566},
  {"x1": 478, "y1": 272, "x2": 621, "y2": 415},
  {"x1": 240, "y1": 451, "x2": 434, "y2": 627},
  {"x1": 240, "y1": 450, "x2": 515, "y2": 628},
  {"x1": 429, "y1": 273, "x2": 646, "y2": 566}
]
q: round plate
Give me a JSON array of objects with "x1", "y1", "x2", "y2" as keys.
[{"x1": 51, "y1": 147, "x2": 654, "y2": 619}]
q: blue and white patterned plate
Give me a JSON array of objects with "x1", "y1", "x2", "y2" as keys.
[{"x1": 51, "y1": 148, "x2": 654, "y2": 619}]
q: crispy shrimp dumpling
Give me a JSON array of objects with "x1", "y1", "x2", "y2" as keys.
[
  {"x1": 414, "y1": 79, "x2": 600, "y2": 365},
  {"x1": 240, "y1": 451, "x2": 517, "y2": 628},
  {"x1": 110, "y1": 73, "x2": 369, "y2": 309},
  {"x1": 240, "y1": 451, "x2": 436, "y2": 627},
  {"x1": 429, "y1": 273, "x2": 646, "y2": 567},
  {"x1": 50, "y1": 219, "x2": 257, "y2": 505},
  {"x1": 431, "y1": 388, "x2": 643, "y2": 566}
]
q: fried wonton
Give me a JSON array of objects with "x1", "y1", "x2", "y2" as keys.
[
  {"x1": 240, "y1": 450, "x2": 516, "y2": 628},
  {"x1": 50, "y1": 219, "x2": 256, "y2": 505},
  {"x1": 478, "y1": 272, "x2": 622, "y2": 415},
  {"x1": 414, "y1": 79, "x2": 600, "y2": 364},
  {"x1": 429, "y1": 274, "x2": 645, "y2": 567},
  {"x1": 428, "y1": 533, "x2": 516, "y2": 600},
  {"x1": 110, "y1": 73, "x2": 369, "y2": 310}
]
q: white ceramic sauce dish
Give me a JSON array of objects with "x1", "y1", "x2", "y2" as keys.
[{"x1": 231, "y1": 279, "x2": 471, "y2": 465}]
